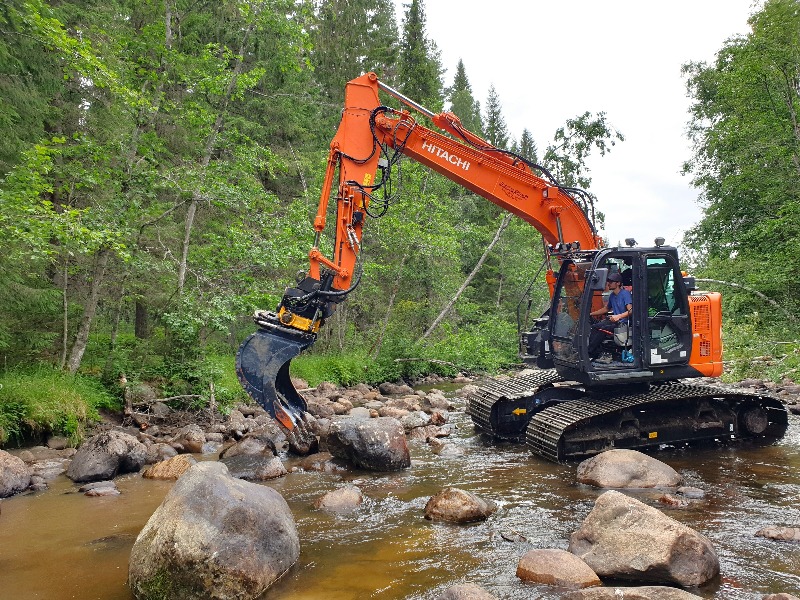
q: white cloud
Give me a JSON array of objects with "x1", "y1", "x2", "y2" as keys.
[{"x1": 393, "y1": 0, "x2": 755, "y2": 250}]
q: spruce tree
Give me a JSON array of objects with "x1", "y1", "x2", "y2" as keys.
[
  {"x1": 398, "y1": 0, "x2": 443, "y2": 110},
  {"x1": 483, "y1": 84, "x2": 509, "y2": 148},
  {"x1": 447, "y1": 59, "x2": 482, "y2": 134},
  {"x1": 518, "y1": 128, "x2": 538, "y2": 163}
]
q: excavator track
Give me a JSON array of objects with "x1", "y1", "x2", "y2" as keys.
[
  {"x1": 467, "y1": 370, "x2": 565, "y2": 440},
  {"x1": 526, "y1": 381, "x2": 788, "y2": 462},
  {"x1": 468, "y1": 375, "x2": 788, "y2": 462}
]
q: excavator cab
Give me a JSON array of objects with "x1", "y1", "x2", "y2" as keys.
[{"x1": 530, "y1": 243, "x2": 707, "y2": 388}]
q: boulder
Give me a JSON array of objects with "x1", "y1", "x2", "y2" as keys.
[
  {"x1": 145, "y1": 443, "x2": 178, "y2": 465},
  {"x1": 421, "y1": 393, "x2": 452, "y2": 412},
  {"x1": 763, "y1": 595, "x2": 800, "y2": 600},
  {"x1": 326, "y1": 417, "x2": 410, "y2": 471},
  {"x1": 220, "y1": 454, "x2": 287, "y2": 481},
  {"x1": 313, "y1": 485, "x2": 363, "y2": 512},
  {"x1": 755, "y1": 527, "x2": 800, "y2": 542},
  {"x1": 297, "y1": 452, "x2": 351, "y2": 473},
  {"x1": 349, "y1": 407, "x2": 372, "y2": 419},
  {"x1": 424, "y1": 488, "x2": 496, "y2": 523},
  {"x1": 516, "y1": 548, "x2": 600, "y2": 589},
  {"x1": 82, "y1": 480, "x2": 121, "y2": 497},
  {"x1": 170, "y1": 424, "x2": 206, "y2": 453},
  {"x1": 563, "y1": 586, "x2": 704, "y2": 599},
  {"x1": 577, "y1": 450, "x2": 683, "y2": 489},
  {"x1": 128, "y1": 462, "x2": 299, "y2": 600},
  {"x1": 0, "y1": 450, "x2": 31, "y2": 497},
  {"x1": 378, "y1": 382, "x2": 413, "y2": 395},
  {"x1": 568, "y1": 490, "x2": 719, "y2": 587},
  {"x1": 401, "y1": 411, "x2": 431, "y2": 432},
  {"x1": 676, "y1": 486, "x2": 705, "y2": 499},
  {"x1": 219, "y1": 427, "x2": 281, "y2": 458},
  {"x1": 30, "y1": 459, "x2": 67, "y2": 481},
  {"x1": 66, "y1": 431, "x2": 147, "y2": 483},
  {"x1": 142, "y1": 454, "x2": 197, "y2": 480},
  {"x1": 46, "y1": 435, "x2": 70, "y2": 450},
  {"x1": 436, "y1": 583, "x2": 498, "y2": 599}
]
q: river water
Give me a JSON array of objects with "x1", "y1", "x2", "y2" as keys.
[{"x1": 1, "y1": 388, "x2": 799, "y2": 600}]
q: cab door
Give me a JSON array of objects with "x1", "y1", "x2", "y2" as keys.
[{"x1": 645, "y1": 255, "x2": 693, "y2": 367}]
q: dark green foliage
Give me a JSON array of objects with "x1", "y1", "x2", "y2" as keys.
[
  {"x1": 683, "y1": 0, "x2": 800, "y2": 320},
  {"x1": 398, "y1": 0, "x2": 444, "y2": 110},
  {"x1": 448, "y1": 59, "x2": 482, "y2": 133},
  {"x1": 483, "y1": 85, "x2": 509, "y2": 148}
]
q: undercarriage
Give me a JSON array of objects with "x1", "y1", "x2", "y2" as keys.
[{"x1": 467, "y1": 371, "x2": 788, "y2": 462}]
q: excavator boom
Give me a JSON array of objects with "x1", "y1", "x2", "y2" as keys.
[{"x1": 236, "y1": 72, "x2": 600, "y2": 432}]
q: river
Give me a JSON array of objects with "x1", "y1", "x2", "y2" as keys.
[{"x1": 1, "y1": 388, "x2": 798, "y2": 600}]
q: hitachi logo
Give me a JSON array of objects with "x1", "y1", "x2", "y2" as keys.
[{"x1": 421, "y1": 140, "x2": 471, "y2": 170}]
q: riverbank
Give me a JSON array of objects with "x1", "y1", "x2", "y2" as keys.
[{"x1": 1, "y1": 375, "x2": 799, "y2": 599}]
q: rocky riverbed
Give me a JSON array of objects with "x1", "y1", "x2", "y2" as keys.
[{"x1": 0, "y1": 373, "x2": 799, "y2": 599}]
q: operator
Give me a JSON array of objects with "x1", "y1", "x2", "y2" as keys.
[{"x1": 588, "y1": 272, "x2": 633, "y2": 361}]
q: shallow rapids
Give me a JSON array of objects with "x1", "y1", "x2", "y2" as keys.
[{"x1": 0, "y1": 391, "x2": 798, "y2": 599}]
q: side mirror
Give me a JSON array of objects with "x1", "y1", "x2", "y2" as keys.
[{"x1": 588, "y1": 268, "x2": 609, "y2": 290}]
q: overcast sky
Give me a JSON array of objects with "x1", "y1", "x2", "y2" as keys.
[{"x1": 392, "y1": 1, "x2": 758, "y2": 249}]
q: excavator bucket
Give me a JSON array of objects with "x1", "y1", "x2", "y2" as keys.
[{"x1": 235, "y1": 322, "x2": 315, "y2": 431}]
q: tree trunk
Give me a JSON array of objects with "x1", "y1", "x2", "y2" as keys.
[
  {"x1": 103, "y1": 286, "x2": 124, "y2": 379},
  {"x1": 66, "y1": 248, "x2": 110, "y2": 374},
  {"x1": 60, "y1": 259, "x2": 69, "y2": 370},
  {"x1": 134, "y1": 300, "x2": 149, "y2": 339},
  {"x1": 422, "y1": 213, "x2": 513, "y2": 339}
]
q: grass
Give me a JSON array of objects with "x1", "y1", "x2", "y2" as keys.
[
  {"x1": 719, "y1": 316, "x2": 800, "y2": 383},
  {"x1": 0, "y1": 368, "x2": 120, "y2": 447}
]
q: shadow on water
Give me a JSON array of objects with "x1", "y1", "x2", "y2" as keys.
[{"x1": 0, "y1": 392, "x2": 798, "y2": 600}]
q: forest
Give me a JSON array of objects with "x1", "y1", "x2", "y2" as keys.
[{"x1": 1, "y1": 0, "x2": 799, "y2": 444}]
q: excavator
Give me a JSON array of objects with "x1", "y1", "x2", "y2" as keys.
[{"x1": 236, "y1": 72, "x2": 788, "y2": 461}]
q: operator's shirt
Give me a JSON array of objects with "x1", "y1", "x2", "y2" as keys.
[{"x1": 607, "y1": 288, "x2": 632, "y2": 324}]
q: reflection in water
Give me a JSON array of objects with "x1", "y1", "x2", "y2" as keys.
[{"x1": 0, "y1": 396, "x2": 798, "y2": 600}]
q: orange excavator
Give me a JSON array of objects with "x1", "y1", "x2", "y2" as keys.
[{"x1": 236, "y1": 72, "x2": 787, "y2": 461}]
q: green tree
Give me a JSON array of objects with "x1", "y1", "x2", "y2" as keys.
[
  {"x1": 517, "y1": 128, "x2": 538, "y2": 163},
  {"x1": 398, "y1": 0, "x2": 443, "y2": 110},
  {"x1": 447, "y1": 59, "x2": 482, "y2": 133},
  {"x1": 483, "y1": 84, "x2": 509, "y2": 148},
  {"x1": 311, "y1": 0, "x2": 399, "y2": 104},
  {"x1": 683, "y1": 0, "x2": 800, "y2": 315}
]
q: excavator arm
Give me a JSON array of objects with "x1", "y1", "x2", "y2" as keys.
[{"x1": 236, "y1": 72, "x2": 601, "y2": 435}]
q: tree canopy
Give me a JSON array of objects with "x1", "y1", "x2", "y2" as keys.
[{"x1": 21, "y1": 0, "x2": 800, "y2": 401}]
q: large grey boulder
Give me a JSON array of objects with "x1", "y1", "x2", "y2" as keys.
[
  {"x1": 66, "y1": 430, "x2": 147, "y2": 483},
  {"x1": 325, "y1": 416, "x2": 410, "y2": 471},
  {"x1": 516, "y1": 548, "x2": 600, "y2": 589},
  {"x1": 0, "y1": 450, "x2": 31, "y2": 497},
  {"x1": 128, "y1": 462, "x2": 299, "y2": 600},
  {"x1": 577, "y1": 449, "x2": 683, "y2": 488},
  {"x1": 568, "y1": 490, "x2": 719, "y2": 587},
  {"x1": 563, "y1": 586, "x2": 703, "y2": 599}
]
